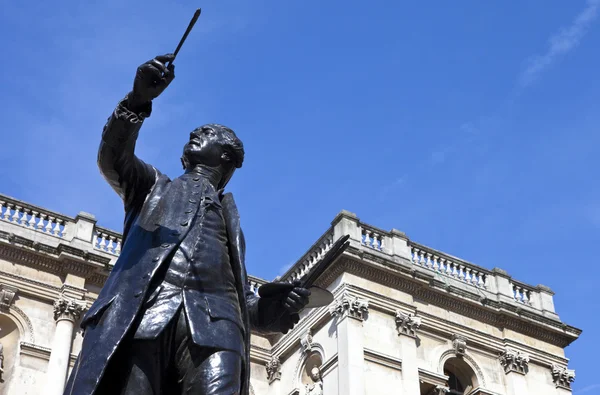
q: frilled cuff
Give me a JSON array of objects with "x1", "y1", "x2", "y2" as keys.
[{"x1": 114, "y1": 95, "x2": 152, "y2": 124}]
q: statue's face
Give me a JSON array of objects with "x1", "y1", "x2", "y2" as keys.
[{"x1": 183, "y1": 125, "x2": 226, "y2": 168}]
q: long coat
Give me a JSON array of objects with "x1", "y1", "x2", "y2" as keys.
[{"x1": 64, "y1": 103, "x2": 271, "y2": 395}]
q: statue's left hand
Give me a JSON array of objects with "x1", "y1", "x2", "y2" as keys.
[{"x1": 281, "y1": 282, "x2": 311, "y2": 314}]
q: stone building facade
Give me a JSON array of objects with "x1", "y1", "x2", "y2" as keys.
[{"x1": 0, "y1": 192, "x2": 580, "y2": 395}]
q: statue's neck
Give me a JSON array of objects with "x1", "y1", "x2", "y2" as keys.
[{"x1": 185, "y1": 165, "x2": 222, "y2": 190}]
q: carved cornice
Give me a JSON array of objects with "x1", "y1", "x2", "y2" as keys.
[
  {"x1": 499, "y1": 347, "x2": 529, "y2": 375},
  {"x1": 266, "y1": 356, "x2": 282, "y2": 383},
  {"x1": 330, "y1": 294, "x2": 369, "y2": 321},
  {"x1": 53, "y1": 297, "x2": 86, "y2": 322},
  {"x1": 551, "y1": 364, "x2": 575, "y2": 390},
  {"x1": 0, "y1": 233, "x2": 109, "y2": 279},
  {"x1": 395, "y1": 311, "x2": 421, "y2": 337},
  {"x1": 315, "y1": 257, "x2": 579, "y2": 347}
]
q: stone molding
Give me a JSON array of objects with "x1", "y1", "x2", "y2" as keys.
[
  {"x1": 5, "y1": 304, "x2": 35, "y2": 343},
  {"x1": 452, "y1": 334, "x2": 467, "y2": 356},
  {"x1": 395, "y1": 311, "x2": 421, "y2": 337},
  {"x1": 329, "y1": 294, "x2": 369, "y2": 321},
  {"x1": 266, "y1": 356, "x2": 282, "y2": 383},
  {"x1": 53, "y1": 297, "x2": 86, "y2": 322},
  {"x1": 499, "y1": 347, "x2": 529, "y2": 375},
  {"x1": 439, "y1": 350, "x2": 488, "y2": 388},
  {"x1": 315, "y1": 257, "x2": 579, "y2": 347},
  {"x1": 0, "y1": 234, "x2": 110, "y2": 286},
  {"x1": 551, "y1": 364, "x2": 575, "y2": 390},
  {"x1": 0, "y1": 284, "x2": 18, "y2": 309}
]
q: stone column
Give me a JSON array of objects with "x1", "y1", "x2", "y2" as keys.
[
  {"x1": 330, "y1": 294, "x2": 368, "y2": 395},
  {"x1": 395, "y1": 311, "x2": 421, "y2": 394},
  {"x1": 499, "y1": 347, "x2": 530, "y2": 395},
  {"x1": 46, "y1": 297, "x2": 86, "y2": 395}
]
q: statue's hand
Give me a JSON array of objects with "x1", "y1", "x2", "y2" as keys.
[
  {"x1": 128, "y1": 54, "x2": 175, "y2": 111},
  {"x1": 281, "y1": 283, "x2": 311, "y2": 314}
]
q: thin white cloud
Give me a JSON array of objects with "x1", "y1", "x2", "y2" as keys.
[
  {"x1": 575, "y1": 384, "x2": 600, "y2": 394},
  {"x1": 520, "y1": 0, "x2": 600, "y2": 86}
]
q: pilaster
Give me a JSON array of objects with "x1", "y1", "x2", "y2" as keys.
[
  {"x1": 499, "y1": 347, "x2": 530, "y2": 394},
  {"x1": 395, "y1": 311, "x2": 421, "y2": 394},
  {"x1": 330, "y1": 294, "x2": 368, "y2": 395}
]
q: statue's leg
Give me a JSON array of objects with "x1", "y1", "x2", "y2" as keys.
[
  {"x1": 176, "y1": 349, "x2": 241, "y2": 395},
  {"x1": 171, "y1": 312, "x2": 242, "y2": 394},
  {"x1": 96, "y1": 335, "x2": 170, "y2": 394}
]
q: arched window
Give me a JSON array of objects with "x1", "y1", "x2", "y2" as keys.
[
  {"x1": 443, "y1": 357, "x2": 479, "y2": 395},
  {"x1": 0, "y1": 315, "x2": 21, "y2": 391}
]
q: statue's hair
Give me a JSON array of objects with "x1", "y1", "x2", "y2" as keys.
[
  {"x1": 209, "y1": 123, "x2": 244, "y2": 169},
  {"x1": 181, "y1": 124, "x2": 245, "y2": 170}
]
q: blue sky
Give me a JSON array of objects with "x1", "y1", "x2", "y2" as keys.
[{"x1": 1, "y1": 0, "x2": 598, "y2": 392}]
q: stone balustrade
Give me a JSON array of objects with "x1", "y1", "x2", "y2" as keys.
[
  {"x1": 0, "y1": 193, "x2": 560, "y2": 318},
  {"x1": 0, "y1": 196, "x2": 69, "y2": 239},
  {"x1": 511, "y1": 280, "x2": 534, "y2": 305},
  {"x1": 92, "y1": 227, "x2": 122, "y2": 255},
  {"x1": 284, "y1": 228, "x2": 335, "y2": 283},
  {"x1": 360, "y1": 224, "x2": 386, "y2": 251},
  {"x1": 248, "y1": 275, "x2": 267, "y2": 295},
  {"x1": 410, "y1": 243, "x2": 489, "y2": 289}
]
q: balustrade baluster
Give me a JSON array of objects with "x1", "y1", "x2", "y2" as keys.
[
  {"x1": 45, "y1": 216, "x2": 54, "y2": 233},
  {"x1": 29, "y1": 211, "x2": 38, "y2": 228},
  {"x1": 513, "y1": 286, "x2": 521, "y2": 302},
  {"x1": 411, "y1": 248, "x2": 418, "y2": 265},
  {"x1": 3, "y1": 203, "x2": 12, "y2": 221},
  {"x1": 432, "y1": 256, "x2": 439, "y2": 272},
  {"x1": 379, "y1": 236, "x2": 385, "y2": 251},
  {"x1": 11, "y1": 205, "x2": 21, "y2": 223},
  {"x1": 0, "y1": 201, "x2": 4, "y2": 219},
  {"x1": 54, "y1": 219, "x2": 63, "y2": 236},
  {"x1": 92, "y1": 232, "x2": 99, "y2": 249},
  {"x1": 102, "y1": 233, "x2": 110, "y2": 251},
  {"x1": 522, "y1": 289, "x2": 529, "y2": 304},
  {"x1": 37, "y1": 214, "x2": 46, "y2": 230},
  {"x1": 19, "y1": 208, "x2": 29, "y2": 226},
  {"x1": 445, "y1": 260, "x2": 452, "y2": 276},
  {"x1": 465, "y1": 268, "x2": 472, "y2": 284},
  {"x1": 108, "y1": 236, "x2": 116, "y2": 253},
  {"x1": 426, "y1": 253, "x2": 433, "y2": 269},
  {"x1": 115, "y1": 239, "x2": 121, "y2": 254}
]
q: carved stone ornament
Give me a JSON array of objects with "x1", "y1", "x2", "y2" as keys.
[
  {"x1": 452, "y1": 334, "x2": 467, "y2": 356},
  {"x1": 329, "y1": 295, "x2": 369, "y2": 321},
  {"x1": 428, "y1": 385, "x2": 450, "y2": 395},
  {"x1": 300, "y1": 330, "x2": 314, "y2": 354},
  {"x1": 53, "y1": 297, "x2": 86, "y2": 322},
  {"x1": 0, "y1": 284, "x2": 18, "y2": 310},
  {"x1": 395, "y1": 311, "x2": 421, "y2": 337},
  {"x1": 499, "y1": 347, "x2": 529, "y2": 374},
  {"x1": 266, "y1": 356, "x2": 282, "y2": 383},
  {"x1": 551, "y1": 364, "x2": 575, "y2": 389}
]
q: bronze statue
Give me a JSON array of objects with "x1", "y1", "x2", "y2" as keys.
[{"x1": 63, "y1": 52, "x2": 311, "y2": 395}]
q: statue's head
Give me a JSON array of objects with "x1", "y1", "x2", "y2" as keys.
[
  {"x1": 309, "y1": 366, "x2": 321, "y2": 382},
  {"x1": 181, "y1": 124, "x2": 244, "y2": 188}
]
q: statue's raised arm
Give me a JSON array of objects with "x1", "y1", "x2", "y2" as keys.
[{"x1": 97, "y1": 54, "x2": 175, "y2": 209}]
